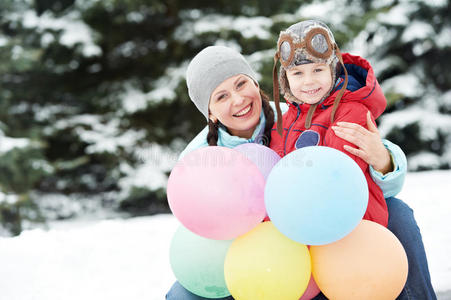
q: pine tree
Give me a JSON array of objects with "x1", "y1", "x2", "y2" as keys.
[
  {"x1": 347, "y1": 0, "x2": 451, "y2": 170},
  {"x1": 0, "y1": 0, "x2": 448, "y2": 235},
  {"x1": 0, "y1": 0, "x2": 306, "y2": 234}
]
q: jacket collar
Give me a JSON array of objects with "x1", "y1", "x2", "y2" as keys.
[
  {"x1": 285, "y1": 53, "x2": 386, "y2": 119},
  {"x1": 217, "y1": 110, "x2": 266, "y2": 148}
]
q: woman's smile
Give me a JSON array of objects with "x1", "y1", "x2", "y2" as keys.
[{"x1": 233, "y1": 103, "x2": 253, "y2": 117}]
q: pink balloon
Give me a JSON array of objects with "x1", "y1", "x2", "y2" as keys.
[
  {"x1": 234, "y1": 143, "x2": 280, "y2": 221},
  {"x1": 234, "y1": 143, "x2": 281, "y2": 180},
  {"x1": 167, "y1": 146, "x2": 266, "y2": 240},
  {"x1": 299, "y1": 274, "x2": 321, "y2": 300}
]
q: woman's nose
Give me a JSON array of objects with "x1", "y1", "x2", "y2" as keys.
[{"x1": 231, "y1": 92, "x2": 245, "y2": 105}]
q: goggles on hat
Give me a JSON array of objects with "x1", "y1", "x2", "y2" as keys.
[{"x1": 277, "y1": 27, "x2": 335, "y2": 68}]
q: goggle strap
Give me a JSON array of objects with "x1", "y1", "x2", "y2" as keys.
[
  {"x1": 272, "y1": 53, "x2": 283, "y2": 136},
  {"x1": 305, "y1": 103, "x2": 319, "y2": 129},
  {"x1": 330, "y1": 47, "x2": 348, "y2": 124}
]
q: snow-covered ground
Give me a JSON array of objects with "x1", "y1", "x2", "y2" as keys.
[{"x1": 0, "y1": 170, "x2": 450, "y2": 300}]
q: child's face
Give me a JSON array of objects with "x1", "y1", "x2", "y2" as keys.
[
  {"x1": 286, "y1": 63, "x2": 333, "y2": 105},
  {"x1": 209, "y1": 74, "x2": 262, "y2": 139}
]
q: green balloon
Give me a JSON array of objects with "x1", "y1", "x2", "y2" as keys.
[{"x1": 169, "y1": 225, "x2": 233, "y2": 298}]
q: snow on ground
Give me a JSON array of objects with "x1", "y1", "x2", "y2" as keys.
[
  {"x1": 0, "y1": 215, "x2": 178, "y2": 300},
  {"x1": 0, "y1": 170, "x2": 450, "y2": 300},
  {"x1": 397, "y1": 170, "x2": 451, "y2": 295}
]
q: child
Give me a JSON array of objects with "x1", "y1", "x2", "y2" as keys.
[{"x1": 271, "y1": 20, "x2": 389, "y2": 227}]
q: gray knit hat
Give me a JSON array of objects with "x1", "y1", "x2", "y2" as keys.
[{"x1": 186, "y1": 46, "x2": 258, "y2": 120}]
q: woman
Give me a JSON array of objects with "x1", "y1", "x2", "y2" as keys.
[{"x1": 166, "y1": 46, "x2": 435, "y2": 300}]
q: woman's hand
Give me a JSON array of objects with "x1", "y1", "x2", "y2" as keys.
[{"x1": 331, "y1": 111, "x2": 393, "y2": 174}]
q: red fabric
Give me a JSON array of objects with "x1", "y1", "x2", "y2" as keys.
[{"x1": 270, "y1": 53, "x2": 388, "y2": 227}]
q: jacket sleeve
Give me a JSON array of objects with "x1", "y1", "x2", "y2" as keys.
[
  {"x1": 269, "y1": 102, "x2": 289, "y2": 157},
  {"x1": 178, "y1": 126, "x2": 209, "y2": 160},
  {"x1": 324, "y1": 103, "x2": 372, "y2": 173},
  {"x1": 325, "y1": 103, "x2": 405, "y2": 198},
  {"x1": 369, "y1": 139, "x2": 407, "y2": 198}
]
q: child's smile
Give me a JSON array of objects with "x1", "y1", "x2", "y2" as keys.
[{"x1": 302, "y1": 87, "x2": 322, "y2": 95}]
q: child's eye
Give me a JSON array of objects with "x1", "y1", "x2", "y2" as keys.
[
  {"x1": 314, "y1": 68, "x2": 323, "y2": 72},
  {"x1": 294, "y1": 71, "x2": 303, "y2": 76}
]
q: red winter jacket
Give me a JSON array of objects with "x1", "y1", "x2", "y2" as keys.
[{"x1": 270, "y1": 53, "x2": 388, "y2": 227}]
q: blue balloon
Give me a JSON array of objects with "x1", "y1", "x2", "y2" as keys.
[{"x1": 265, "y1": 146, "x2": 368, "y2": 245}]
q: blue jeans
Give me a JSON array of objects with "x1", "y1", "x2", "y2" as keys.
[
  {"x1": 386, "y1": 197, "x2": 436, "y2": 300},
  {"x1": 165, "y1": 281, "x2": 233, "y2": 300},
  {"x1": 166, "y1": 198, "x2": 436, "y2": 300},
  {"x1": 312, "y1": 197, "x2": 437, "y2": 300}
]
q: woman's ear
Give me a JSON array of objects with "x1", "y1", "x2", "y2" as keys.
[
  {"x1": 209, "y1": 113, "x2": 218, "y2": 123},
  {"x1": 253, "y1": 79, "x2": 259, "y2": 88}
]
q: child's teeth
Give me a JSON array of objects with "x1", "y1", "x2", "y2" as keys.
[{"x1": 306, "y1": 88, "x2": 320, "y2": 94}]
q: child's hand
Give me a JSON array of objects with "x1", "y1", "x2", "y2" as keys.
[{"x1": 331, "y1": 111, "x2": 393, "y2": 174}]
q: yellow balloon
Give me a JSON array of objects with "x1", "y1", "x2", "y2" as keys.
[
  {"x1": 224, "y1": 222, "x2": 311, "y2": 300},
  {"x1": 310, "y1": 220, "x2": 408, "y2": 300}
]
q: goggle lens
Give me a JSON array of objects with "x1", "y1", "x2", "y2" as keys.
[
  {"x1": 311, "y1": 33, "x2": 328, "y2": 54},
  {"x1": 280, "y1": 41, "x2": 291, "y2": 62}
]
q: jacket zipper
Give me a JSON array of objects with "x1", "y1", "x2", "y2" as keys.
[{"x1": 283, "y1": 105, "x2": 301, "y2": 155}]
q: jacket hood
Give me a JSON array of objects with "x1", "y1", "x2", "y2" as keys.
[{"x1": 287, "y1": 53, "x2": 387, "y2": 120}]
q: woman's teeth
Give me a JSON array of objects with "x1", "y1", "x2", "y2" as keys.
[{"x1": 234, "y1": 104, "x2": 251, "y2": 117}]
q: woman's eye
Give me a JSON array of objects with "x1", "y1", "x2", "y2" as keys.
[
  {"x1": 314, "y1": 68, "x2": 323, "y2": 72},
  {"x1": 217, "y1": 94, "x2": 226, "y2": 101},
  {"x1": 237, "y1": 80, "x2": 246, "y2": 88}
]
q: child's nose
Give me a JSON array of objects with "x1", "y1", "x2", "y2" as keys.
[{"x1": 302, "y1": 74, "x2": 314, "y2": 85}]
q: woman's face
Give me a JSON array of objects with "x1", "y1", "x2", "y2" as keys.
[{"x1": 209, "y1": 74, "x2": 262, "y2": 139}]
